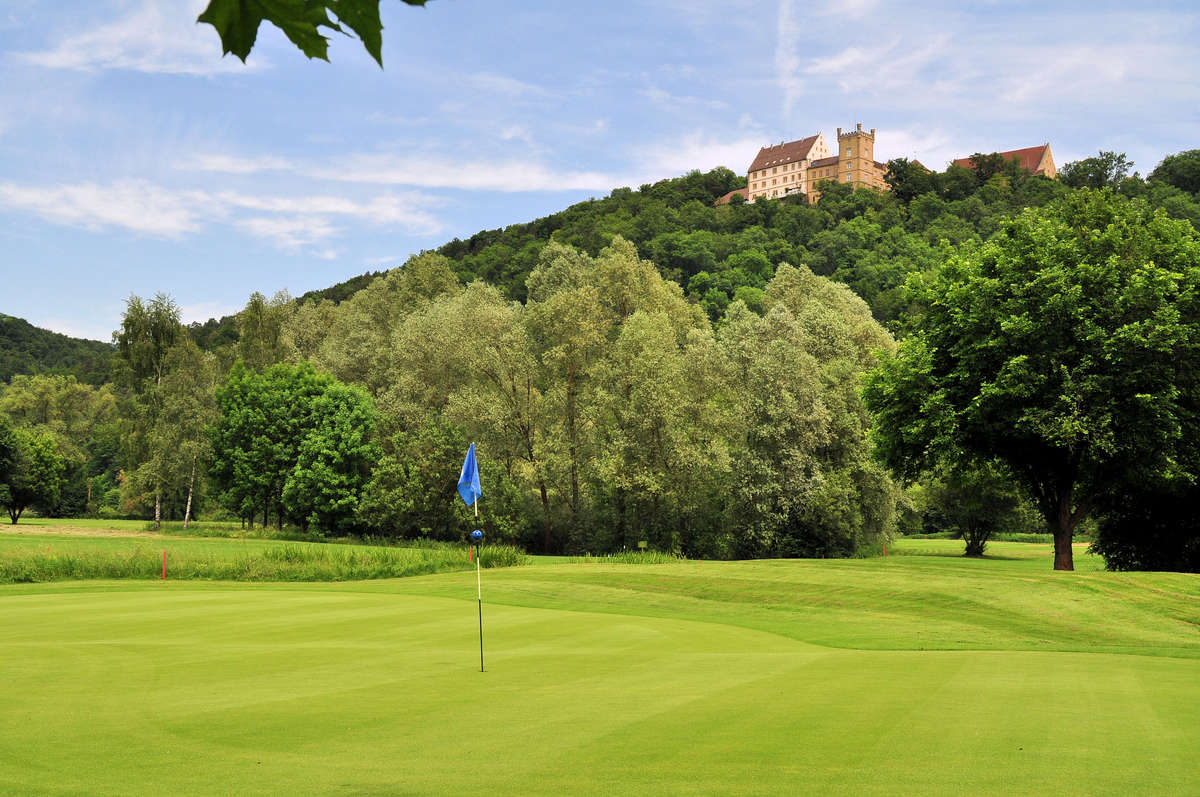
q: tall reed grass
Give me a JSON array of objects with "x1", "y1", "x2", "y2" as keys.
[
  {"x1": 0, "y1": 542, "x2": 526, "y2": 584},
  {"x1": 563, "y1": 551, "x2": 685, "y2": 564}
]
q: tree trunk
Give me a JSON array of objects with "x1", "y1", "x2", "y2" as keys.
[
  {"x1": 182, "y1": 457, "x2": 196, "y2": 529},
  {"x1": 1053, "y1": 529, "x2": 1074, "y2": 571},
  {"x1": 153, "y1": 483, "x2": 162, "y2": 532},
  {"x1": 1053, "y1": 488, "x2": 1081, "y2": 571}
]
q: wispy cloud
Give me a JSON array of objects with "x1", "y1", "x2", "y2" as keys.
[
  {"x1": 635, "y1": 133, "x2": 765, "y2": 181},
  {"x1": 872, "y1": 128, "x2": 958, "y2": 169},
  {"x1": 464, "y1": 72, "x2": 551, "y2": 98},
  {"x1": 0, "y1": 179, "x2": 206, "y2": 235},
  {"x1": 776, "y1": 0, "x2": 803, "y2": 118},
  {"x1": 499, "y1": 125, "x2": 537, "y2": 147},
  {"x1": 804, "y1": 36, "x2": 951, "y2": 95},
  {"x1": 181, "y1": 153, "x2": 295, "y2": 174},
  {"x1": 0, "y1": 179, "x2": 442, "y2": 247},
  {"x1": 318, "y1": 155, "x2": 624, "y2": 191},
  {"x1": 236, "y1": 216, "x2": 342, "y2": 250},
  {"x1": 31, "y1": 316, "x2": 119, "y2": 342},
  {"x1": 182, "y1": 150, "x2": 627, "y2": 192},
  {"x1": 818, "y1": 0, "x2": 879, "y2": 19},
  {"x1": 639, "y1": 86, "x2": 730, "y2": 112},
  {"x1": 18, "y1": 0, "x2": 258, "y2": 75},
  {"x1": 179, "y1": 300, "x2": 242, "y2": 326}
]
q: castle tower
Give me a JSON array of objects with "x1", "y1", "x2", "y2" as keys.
[{"x1": 836, "y1": 123, "x2": 876, "y2": 190}]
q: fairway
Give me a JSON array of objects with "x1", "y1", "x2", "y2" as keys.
[{"x1": 2, "y1": 541, "x2": 1199, "y2": 795}]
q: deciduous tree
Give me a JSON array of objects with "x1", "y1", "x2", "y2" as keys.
[
  {"x1": 1150, "y1": 149, "x2": 1200, "y2": 196},
  {"x1": 0, "y1": 428, "x2": 65, "y2": 524},
  {"x1": 865, "y1": 190, "x2": 1200, "y2": 570}
]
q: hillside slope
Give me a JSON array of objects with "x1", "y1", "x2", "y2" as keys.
[{"x1": 0, "y1": 313, "x2": 114, "y2": 385}]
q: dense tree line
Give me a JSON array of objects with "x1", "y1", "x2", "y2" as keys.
[{"x1": 2, "y1": 148, "x2": 1199, "y2": 567}]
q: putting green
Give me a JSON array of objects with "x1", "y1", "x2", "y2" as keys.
[{"x1": 2, "y1": 545, "x2": 1198, "y2": 795}]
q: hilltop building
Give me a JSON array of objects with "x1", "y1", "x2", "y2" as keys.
[
  {"x1": 729, "y1": 126, "x2": 1057, "y2": 206},
  {"x1": 951, "y1": 144, "x2": 1057, "y2": 179},
  {"x1": 743, "y1": 123, "x2": 888, "y2": 204}
]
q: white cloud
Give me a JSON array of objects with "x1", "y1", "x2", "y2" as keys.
[
  {"x1": 776, "y1": 0, "x2": 803, "y2": 117},
  {"x1": 32, "y1": 317, "x2": 117, "y2": 342},
  {"x1": 236, "y1": 216, "x2": 341, "y2": 249},
  {"x1": 316, "y1": 155, "x2": 625, "y2": 192},
  {"x1": 179, "y1": 301, "x2": 241, "y2": 325},
  {"x1": 804, "y1": 36, "x2": 951, "y2": 95},
  {"x1": 639, "y1": 86, "x2": 730, "y2": 112},
  {"x1": 184, "y1": 150, "x2": 627, "y2": 192},
  {"x1": 499, "y1": 125, "x2": 537, "y2": 147},
  {"x1": 872, "y1": 128, "x2": 958, "y2": 169},
  {"x1": 18, "y1": 1, "x2": 259, "y2": 75},
  {"x1": 180, "y1": 153, "x2": 295, "y2": 174},
  {"x1": 819, "y1": 0, "x2": 879, "y2": 19},
  {"x1": 0, "y1": 179, "x2": 442, "y2": 246},
  {"x1": 636, "y1": 133, "x2": 766, "y2": 181},
  {"x1": 465, "y1": 72, "x2": 551, "y2": 98},
  {"x1": 0, "y1": 179, "x2": 205, "y2": 236}
]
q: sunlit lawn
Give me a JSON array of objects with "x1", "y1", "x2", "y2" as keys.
[{"x1": 1, "y1": 533, "x2": 1197, "y2": 795}]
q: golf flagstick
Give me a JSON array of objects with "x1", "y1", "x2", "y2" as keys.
[
  {"x1": 475, "y1": 499, "x2": 484, "y2": 673},
  {"x1": 458, "y1": 443, "x2": 484, "y2": 672}
]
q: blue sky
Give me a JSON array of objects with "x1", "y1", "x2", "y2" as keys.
[{"x1": 2, "y1": 0, "x2": 1198, "y2": 341}]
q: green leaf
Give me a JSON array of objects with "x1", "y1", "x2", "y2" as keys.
[
  {"x1": 199, "y1": 0, "x2": 432, "y2": 66},
  {"x1": 197, "y1": 0, "x2": 265, "y2": 62},
  {"x1": 329, "y1": 0, "x2": 384, "y2": 66}
]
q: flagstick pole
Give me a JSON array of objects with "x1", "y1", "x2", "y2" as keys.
[{"x1": 475, "y1": 497, "x2": 484, "y2": 673}]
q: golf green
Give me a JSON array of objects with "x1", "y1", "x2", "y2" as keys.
[{"x1": 2, "y1": 543, "x2": 1198, "y2": 795}]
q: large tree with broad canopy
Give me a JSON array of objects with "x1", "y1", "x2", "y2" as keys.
[{"x1": 864, "y1": 189, "x2": 1200, "y2": 570}]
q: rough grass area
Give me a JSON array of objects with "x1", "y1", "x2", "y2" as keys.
[
  {"x1": 0, "y1": 534, "x2": 525, "y2": 583},
  {"x1": 2, "y1": 539, "x2": 1198, "y2": 795}
]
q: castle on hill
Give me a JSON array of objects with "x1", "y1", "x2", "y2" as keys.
[{"x1": 720, "y1": 124, "x2": 1056, "y2": 205}]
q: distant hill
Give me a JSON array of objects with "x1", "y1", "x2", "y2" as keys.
[{"x1": 0, "y1": 314, "x2": 115, "y2": 385}]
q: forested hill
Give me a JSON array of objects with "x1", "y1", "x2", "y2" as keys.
[
  {"x1": 428, "y1": 157, "x2": 1200, "y2": 326},
  {"x1": 0, "y1": 314, "x2": 115, "y2": 385}
]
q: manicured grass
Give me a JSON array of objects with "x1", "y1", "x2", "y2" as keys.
[{"x1": 1, "y1": 541, "x2": 1198, "y2": 795}]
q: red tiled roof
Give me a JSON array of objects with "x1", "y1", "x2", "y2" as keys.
[
  {"x1": 715, "y1": 188, "x2": 748, "y2": 206},
  {"x1": 952, "y1": 145, "x2": 1050, "y2": 174},
  {"x1": 809, "y1": 156, "x2": 839, "y2": 168},
  {"x1": 749, "y1": 135, "x2": 820, "y2": 172}
]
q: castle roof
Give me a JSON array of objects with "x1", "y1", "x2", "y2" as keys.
[
  {"x1": 952, "y1": 145, "x2": 1052, "y2": 175},
  {"x1": 714, "y1": 188, "x2": 748, "y2": 206},
  {"x1": 749, "y1": 135, "x2": 821, "y2": 172},
  {"x1": 809, "y1": 156, "x2": 839, "y2": 168}
]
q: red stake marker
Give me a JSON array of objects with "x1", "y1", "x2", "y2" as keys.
[{"x1": 469, "y1": 545, "x2": 473, "y2": 563}]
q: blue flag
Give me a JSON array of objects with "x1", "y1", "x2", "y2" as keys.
[{"x1": 457, "y1": 443, "x2": 482, "y2": 507}]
